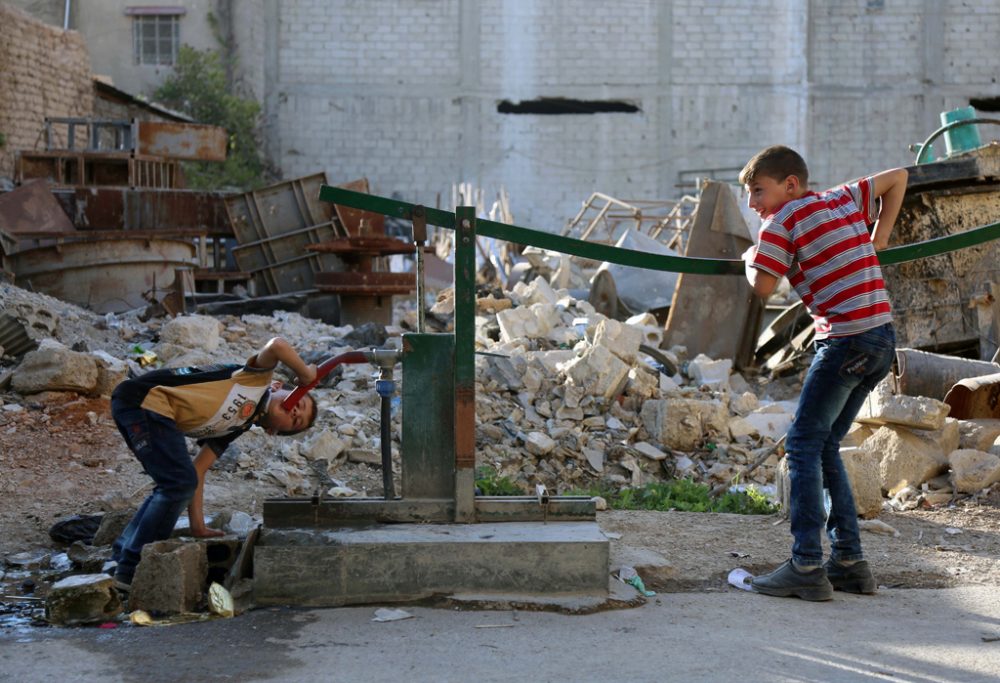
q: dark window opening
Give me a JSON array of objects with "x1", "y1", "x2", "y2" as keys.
[
  {"x1": 497, "y1": 98, "x2": 640, "y2": 115},
  {"x1": 970, "y1": 97, "x2": 1000, "y2": 112}
]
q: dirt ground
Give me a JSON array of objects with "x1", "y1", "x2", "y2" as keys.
[{"x1": 2, "y1": 392, "x2": 999, "y2": 595}]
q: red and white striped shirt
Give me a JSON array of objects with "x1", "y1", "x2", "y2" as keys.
[{"x1": 751, "y1": 176, "x2": 892, "y2": 339}]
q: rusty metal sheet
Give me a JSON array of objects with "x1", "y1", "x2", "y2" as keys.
[
  {"x1": 225, "y1": 173, "x2": 344, "y2": 295},
  {"x1": 307, "y1": 235, "x2": 415, "y2": 256},
  {"x1": 52, "y1": 188, "x2": 231, "y2": 234},
  {"x1": 0, "y1": 179, "x2": 75, "y2": 236},
  {"x1": 315, "y1": 271, "x2": 414, "y2": 295},
  {"x1": 333, "y1": 179, "x2": 386, "y2": 236},
  {"x1": 135, "y1": 121, "x2": 227, "y2": 162}
]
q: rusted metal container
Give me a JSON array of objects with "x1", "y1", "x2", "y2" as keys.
[
  {"x1": 52, "y1": 188, "x2": 232, "y2": 234},
  {"x1": 6, "y1": 237, "x2": 197, "y2": 313},
  {"x1": 134, "y1": 121, "x2": 227, "y2": 162},
  {"x1": 886, "y1": 144, "x2": 1000, "y2": 355}
]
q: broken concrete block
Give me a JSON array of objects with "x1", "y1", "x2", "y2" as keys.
[
  {"x1": 864, "y1": 426, "x2": 949, "y2": 494},
  {"x1": 730, "y1": 391, "x2": 759, "y2": 417},
  {"x1": 625, "y1": 366, "x2": 658, "y2": 399},
  {"x1": 958, "y1": 419, "x2": 1000, "y2": 451},
  {"x1": 11, "y1": 339, "x2": 98, "y2": 395},
  {"x1": 856, "y1": 381, "x2": 950, "y2": 430},
  {"x1": 555, "y1": 405, "x2": 584, "y2": 421},
  {"x1": 301, "y1": 429, "x2": 348, "y2": 462},
  {"x1": 582, "y1": 447, "x2": 605, "y2": 472},
  {"x1": 633, "y1": 441, "x2": 668, "y2": 461},
  {"x1": 45, "y1": 574, "x2": 121, "y2": 626},
  {"x1": 496, "y1": 305, "x2": 553, "y2": 343},
  {"x1": 659, "y1": 373, "x2": 680, "y2": 394},
  {"x1": 347, "y1": 449, "x2": 381, "y2": 465},
  {"x1": 560, "y1": 345, "x2": 630, "y2": 401},
  {"x1": 640, "y1": 397, "x2": 728, "y2": 451},
  {"x1": 485, "y1": 355, "x2": 525, "y2": 390},
  {"x1": 91, "y1": 508, "x2": 134, "y2": 547},
  {"x1": 592, "y1": 318, "x2": 643, "y2": 364},
  {"x1": 728, "y1": 416, "x2": 756, "y2": 440},
  {"x1": 674, "y1": 454, "x2": 695, "y2": 474},
  {"x1": 839, "y1": 447, "x2": 883, "y2": 519},
  {"x1": 743, "y1": 407, "x2": 794, "y2": 441},
  {"x1": 160, "y1": 314, "x2": 221, "y2": 352},
  {"x1": 129, "y1": 540, "x2": 208, "y2": 615},
  {"x1": 948, "y1": 449, "x2": 1000, "y2": 494},
  {"x1": 525, "y1": 431, "x2": 556, "y2": 456},
  {"x1": 841, "y1": 423, "x2": 874, "y2": 448},
  {"x1": 687, "y1": 354, "x2": 732, "y2": 389},
  {"x1": 512, "y1": 275, "x2": 559, "y2": 306},
  {"x1": 91, "y1": 350, "x2": 128, "y2": 397}
]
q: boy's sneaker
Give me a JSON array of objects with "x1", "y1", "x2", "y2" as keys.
[
  {"x1": 824, "y1": 559, "x2": 877, "y2": 594},
  {"x1": 112, "y1": 573, "x2": 133, "y2": 593},
  {"x1": 751, "y1": 560, "x2": 834, "y2": 602}
]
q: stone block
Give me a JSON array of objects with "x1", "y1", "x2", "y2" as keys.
[
  {"x1": 592, "y1": 318, "x2": 643, "y2": 364},
  {"x1": 632, "y1": 441, "x2": 667, "y2": 461},
  {"x1": 625, "y1": 366, "x2": 658, "y2": 399},
  {"x1": 730, "y1": 391, "x2": 759, "y2": 416},
  {"x1": 11, "y1": 339, "x2": 98, "y2": 395},
  {"x1": 45, "y1": 574, "x2": 121, "y2": 626},
  {"x1": 91, "y1": 350, "x2": 128, "y2": 397},
  {"x1": 160, "y1": 315, "x2": 221, "y2": 351},
  {"x1": 841, "y1": 423, "x2": 874, "y2": 448},
  {"x1": 687, "y1": 354, "x2": 732, "y2": 389},
  {"x1": 129, "y1": 540, "x2": 208, "y2": 615},
  {"x1": 640, "y1": 397, "x2": 728, "y2": 451},
  {"x1": 864, "y1": 426, "x2": 949, "y2": 494},
  {"x1": 958, "y1": 419, "x2": 1000, "y2": 451},
  {"x1": 560, "y1": 345, "x2": 630, "y2": 401},
  {"x1": 856, "y1": 381, "x2": 950, "y2": 430},
  {"x1": 742, "y1": 408, "x2": 794, "y2": 441},
  {"x1": 512, "y1": 275, "x2": 558, "y2": 305},
  {"x1": 301, "y1": 429, "x2": 348, "y2": 462},
  {"x1": 840, "y1": 447, "x2": 883, "y2": 519},
  {"x1": 91, "y1": 508, "x2": 134, "y2": 547},
  {"x1": 525, "y1": 431, "x2": 556, "y2": 456},
  {"x1": 948, "y1": 449, "x2": 1000, "y2": 494},
  {"x1": 496, "y1": 305, "x2": 552, "y2": 343}
]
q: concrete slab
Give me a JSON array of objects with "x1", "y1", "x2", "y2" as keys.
[{"x1": 254, "y1": 521, "x2": 609, "y2": 607}]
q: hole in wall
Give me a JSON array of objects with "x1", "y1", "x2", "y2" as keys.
[
  {"x1": 970, "y1": 97, "x2": 1000, "y2": 112},
  {"x1": 497, "y1": 98, "x2": 640, "y2": 115}
]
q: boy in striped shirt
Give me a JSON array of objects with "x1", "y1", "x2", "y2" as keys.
[{"x1": 740, "y1": 145, "x2": 908, "y2": 601}]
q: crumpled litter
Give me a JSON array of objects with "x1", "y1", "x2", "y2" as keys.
[
  {"x1": 372, "y1": 608, "x2": 414, "y2": 622},
  {"x1": 617, "y1": 566, "x2": 656, "y2": 597},
  {"x1": 208, "y1": 582, "x2": 235, "y2": 618},
  {"x1": 727, "y1": 568, "x2": 754, "y2": 591}
]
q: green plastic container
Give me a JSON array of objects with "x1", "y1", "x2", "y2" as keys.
[{"x1": 940, "y1": 106, "x2": 982, "y2": 156}]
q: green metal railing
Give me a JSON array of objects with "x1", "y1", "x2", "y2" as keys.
[{"x1": 318, "y1": 185, "x2": 1000, "y2": 271}]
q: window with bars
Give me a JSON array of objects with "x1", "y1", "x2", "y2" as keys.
[{"x1": 132, "y1": 15, "x2": 179, "y2": 65}]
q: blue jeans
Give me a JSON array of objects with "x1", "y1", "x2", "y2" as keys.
[
  {"x1": 111, "y1": 399, "x2": 197, "y2": 580},
  {"x1": 785, "y1": 323, "x2": 895, "y2": 568}
]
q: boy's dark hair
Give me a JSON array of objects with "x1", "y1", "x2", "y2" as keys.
[
  {"x1": 739, "y1": 145, "x2": 809, "y2": 187},
  {"x1": 275, "y1": 386, "x2": 318, "y2": 436}
]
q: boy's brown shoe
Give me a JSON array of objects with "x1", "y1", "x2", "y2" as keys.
[
  {"x1": 824, "y1": 559, "x2": 876, "y2": 594},
  {"x1": 751, "y1": 560, "x2": 833, "y2": 602}
]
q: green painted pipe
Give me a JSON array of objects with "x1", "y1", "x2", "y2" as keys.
[{"x1": 318, "y1": 185, "x2": 1000, "y2": 273}]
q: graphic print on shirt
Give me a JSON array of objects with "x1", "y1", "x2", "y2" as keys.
[{"x1": 185, "y1": 383, "x2": 269, "y2": 439}]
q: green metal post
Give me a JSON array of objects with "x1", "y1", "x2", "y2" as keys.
[
  {"x1": 453, "y1": 206, "x2": 477, "y2": 522},
  {"x1": 401, "y1": 333, "x2": 455, "y2": 500}
]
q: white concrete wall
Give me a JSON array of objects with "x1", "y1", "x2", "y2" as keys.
[{"x1": 257, "y1": 0, "x2": 1000, "y2": 232}]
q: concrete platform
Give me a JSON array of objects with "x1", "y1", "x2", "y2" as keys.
[{"x1": 254, "y1": 521, "x2": 610, "y2": 607}]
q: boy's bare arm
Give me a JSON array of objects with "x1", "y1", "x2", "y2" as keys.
[
  {"x1": 250, "y1": 337, "x2": 318, "y2": 385},
  {"x1": 188, "y1": 445, "x2": 224, "y2": 538},
  {"x1": 869, "y1": 168, "x2": 909, "y2": 251}
]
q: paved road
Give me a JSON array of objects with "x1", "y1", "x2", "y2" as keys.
[{"x1": 3, "y1": 587, "x2": 1000, "y2": 682}]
